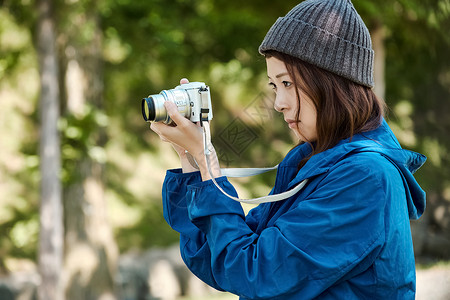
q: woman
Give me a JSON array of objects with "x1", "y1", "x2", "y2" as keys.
[{"x1": 150, "y1": 0, "x2": 426, "y2": 299}]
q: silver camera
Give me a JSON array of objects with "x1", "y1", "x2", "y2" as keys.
[{"x1": 141, "y1": 82, "x2": 213, "y2": 124}]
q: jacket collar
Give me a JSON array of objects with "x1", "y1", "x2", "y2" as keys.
[{"x1": 284, "y1": 119, "x2": 426, "y2": 190}]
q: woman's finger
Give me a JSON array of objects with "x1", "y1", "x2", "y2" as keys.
[
  {"x1": 150, "y1": 122, "x2": 176, "y2": 144},
  {"x1": 164, "y1": 101, "x2": 189, "y2": 127},
  {"x1": 150, "y1": 101, "x2": 204, "y2": 156},
  {"x1": 149, "y1": 122, "x2": 162, "y2": 136},
  {"x1": 180, "y1": 78, "x2": 189, "y2": 85}
]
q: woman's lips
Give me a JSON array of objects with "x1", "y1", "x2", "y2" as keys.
[{"x1": 285, "y1": 119, "x2": 297, "y2": 129}]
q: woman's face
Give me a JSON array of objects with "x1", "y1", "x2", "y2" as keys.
[{"x1": 266, "y1": 56, "x2": 318, "y2": 142}]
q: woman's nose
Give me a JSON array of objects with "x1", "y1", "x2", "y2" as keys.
[{"x1": 274, "y1": 94, "x2": 287, "y2": 112}]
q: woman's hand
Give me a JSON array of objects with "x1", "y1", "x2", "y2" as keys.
[
  {"x1": 150, "y1": 78, "x2": 221, "y2": 180},
  {"x1": 157, "y1": 79, "x2": 192, "y2": 157}
]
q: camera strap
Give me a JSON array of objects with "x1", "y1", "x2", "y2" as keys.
[
  {"x1": 199, "y1": 87, "x2": 210, "y2": 123},
  {"x1": 200, "y1": 121, "x2": 308, "y2": 204}
]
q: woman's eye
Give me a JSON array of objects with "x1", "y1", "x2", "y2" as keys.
[
  {"x1": 282, "y1": 81, "x2": 292, "y2": 88},
  {"x1": 268, "y1": 82, "x2": 277, "y2": 90}
]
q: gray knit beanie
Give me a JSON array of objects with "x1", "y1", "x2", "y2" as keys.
[{"x1": 259, "y1": 0, "x2": 374, "y2": 88}]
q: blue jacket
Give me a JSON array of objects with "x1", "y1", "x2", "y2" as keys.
[{"x1": 162, "y1": 120, "x2": 426, "y2": 299}]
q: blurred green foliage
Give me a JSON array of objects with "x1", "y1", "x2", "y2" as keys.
[{"x1": 0, "y1": 0, "x2": 449, "y2": 270}]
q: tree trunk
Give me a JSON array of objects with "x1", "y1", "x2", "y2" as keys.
[
  {"x1": 61, "y1": 4, "x2": 118, "y2": 300},
  {"x1": 371, "y1": 21, "x2": 386, "y2": 100},
  {"x1": 36, "y1": 0, "x2": 64, "y2": 299}
]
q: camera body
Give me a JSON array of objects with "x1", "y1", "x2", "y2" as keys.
[{"x1": 142, "y1": 82, "x2": 213, "y2": 124}]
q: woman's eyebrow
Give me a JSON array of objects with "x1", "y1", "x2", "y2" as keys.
[
  {"x1": 276, "y1": 72, "x2": 289, "y2": 78},
  {"x1": 267, "y1": 72, "x2": 289, "y2": 80}
]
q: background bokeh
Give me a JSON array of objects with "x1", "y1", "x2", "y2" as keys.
[{"x1": 0, "y1": 0, "x2": 449, "y2": 299}]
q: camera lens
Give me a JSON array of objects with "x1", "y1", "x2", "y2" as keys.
[
  {"x1": 141, "y1": 89, "x2": 191, "y2": 124},
  {"x1": 142, "y1": 97, "x2": 156, "y2": 122},
  {"x1": 142, "y1": 94, "x2": 170, "y2": 123}
]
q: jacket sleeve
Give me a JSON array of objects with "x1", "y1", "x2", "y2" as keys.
[
  {"x1": 185, "y1": 159, "x2": 388, "y2": 299},
  {"x1": 162, "y1": 169, "x2": 202, "y2": 237},
  {"x1": 162, "y1": 169, "x2": 241, "y2": 291}
]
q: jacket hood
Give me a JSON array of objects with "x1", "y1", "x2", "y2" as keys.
[{"x1": 284, "y1": 119, "x2": 426, "y2": 219}]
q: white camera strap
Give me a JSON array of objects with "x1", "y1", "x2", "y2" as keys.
[
  {"x1": 198, "y1": 121, "x2": 308, "y2": 204},
  {"x1": 199, "y1": 86, "x2": 210, "y2": 123}
]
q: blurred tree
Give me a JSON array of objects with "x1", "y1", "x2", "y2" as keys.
[
  {"x1": 56, "y1": 0, "x2": 118, "y2": 299},
  {"x1": 36, "y1": 0, "x2": 64, "y2": 299}
]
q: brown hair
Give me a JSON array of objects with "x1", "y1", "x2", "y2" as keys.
[{"x1": 264, "y1": 51, "x2": 386, "y2": 168}]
